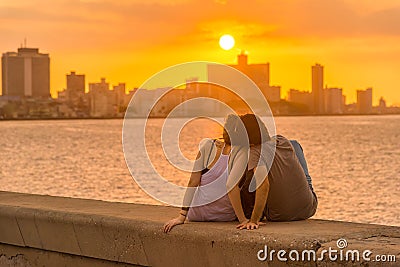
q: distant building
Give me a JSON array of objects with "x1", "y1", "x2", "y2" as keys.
[
  {"x1": 88, "y1": 78, "x2": 131, "y2": 117},
  {"x1": 231, "y1": 51, "x2": 270, "y2": 89},
  {"x1": 357, "y1": 88, "x2": 373, "y2": 114},
  {"x1": 126, "y1": 76, "x2": 253, "y2": 118},
  {"x1": 264, "y1": 85, "x2": 281, "y2": 103},
  {"x1": 324, "y1": 87, "x2": 344, "y2": 114},
  {"x1": 66, "y1": 71, "x2": 85, "y2": 106},
  {"x1": 379, "y1": 97, "x2": 386, "y2": 109},
  {"x1": 207, "y1": 64, "x2": 246, "y2": 104},
  {"x1": 228, "y1": 52, "x2": 280, "y2": 102},
  {"x1": 129, "y1": 87, "x2": 170, "y2": 117},
  {"x1": 288, "y1": 89, "x2": 313, "y2": 110},
  {"x1": 113, "y1": 83, "x2": 128, "y2": 112},
  {"x1": 1, "y1": 47, "x2": 50, "y2": 98},
  {"x1": 67, "y1": 71, "x2": 85, "y2": 95},
  {"x1": 312, "y1": 64, "x2": 324, "y2": 114},
  {"x1": 181, "y1": 80, "x2": 239, "y2": 116},
  {"x1": 57, "y1": 90, "x2": 67, "y2": 100},
  {"x1": 89, "y1": 78, "x2": 113, "y2": 117},
  {"x1": 376, "y1": 97, "x2": 387, "y2": 114}
]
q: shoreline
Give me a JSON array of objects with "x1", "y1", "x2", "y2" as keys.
[{"x1": 0, "y1": 113, "x2": 399, "y2": 122}]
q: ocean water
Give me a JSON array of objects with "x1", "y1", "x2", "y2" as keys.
[{"x1": 0, "y1": 115, "x2": 399, "y2": 226}]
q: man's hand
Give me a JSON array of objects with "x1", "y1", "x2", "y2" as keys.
[
  {"x1": 214, "y1": 139, "x2": 224, "y2": 149},
  {"x1": 237, "y1": 220, "x2": 266, "y2": 230},
  {"x1": 163, "y1": 216, "x2": 185, "y2": 233}
]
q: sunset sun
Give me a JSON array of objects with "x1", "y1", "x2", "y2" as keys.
[{"x1": 219, "y1": 34, "x2": 235, "y2": 50}]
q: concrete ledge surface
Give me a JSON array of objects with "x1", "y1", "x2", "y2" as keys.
[{"x1": 0, "y1": 191, "x2": 399, "y2": 266}]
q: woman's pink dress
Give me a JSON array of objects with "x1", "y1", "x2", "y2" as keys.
[{"x1": 187, "y1": 154, "x2": 236, "y2": 222}]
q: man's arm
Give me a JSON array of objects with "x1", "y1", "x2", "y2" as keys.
[
  {"x1": 250, "y1": 165, "x2": 270, "y2": 223},
  {"x1": 238, "y1": 165, "x2": 269, "y2": 230},
  {"x1": 227, "y1": 185, "x2": 247, "y2": 223},
  {"x1": 227, "y1": 147, "x2": 248, "y2": 224}
]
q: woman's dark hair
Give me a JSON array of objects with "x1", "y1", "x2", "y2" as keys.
[
  {"x1": 240, "y1": 114, "x2": 270, "y2": 145},
  {"x1": 222, "y1": 114, "x2": 241, "y2": 145}
]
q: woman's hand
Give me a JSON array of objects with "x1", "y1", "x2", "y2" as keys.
[
  {"x1": 163, "y1": 216, "x2": 185, "y2": 233},
  {"x1": 237, "y1": 220, "x2": 266, "y2": 230}
]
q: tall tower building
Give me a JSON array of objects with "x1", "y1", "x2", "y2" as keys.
[
  {"x1": 2, "y1": 47, "x2": 50, "y2": 97},
  {"x1": 312, "y1": 63, "x2": 324, "y2": 114}
]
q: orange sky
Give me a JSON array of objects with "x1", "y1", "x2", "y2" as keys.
[{"x1": 1, "y1": 0, "x2": 400, "y2": 105}]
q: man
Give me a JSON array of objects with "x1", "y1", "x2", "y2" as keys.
[{"x1": 226, "y1": 114, "x2": 318, "y2": 230}]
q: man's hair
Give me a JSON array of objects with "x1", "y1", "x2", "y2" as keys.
[{"x1": 240, "y1": 114, "x2": 270, "y2": 145}]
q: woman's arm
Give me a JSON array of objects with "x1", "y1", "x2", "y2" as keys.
[
  {"x1": 163, "y1": 169, "x2": 201, "y2": 233},
  {"x1": 181, "y1": 139, "x2": 212, "y2": 207},
  {"x1": 181, "y1": 170, "x2": 202, "y2": 207},
  {"x1": 164, "y1": 141, "x2": 210, "y2": 233}
]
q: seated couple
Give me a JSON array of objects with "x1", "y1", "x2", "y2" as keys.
[{"x1": 163, "y1": 114, "x2": 318, "y2": 232}]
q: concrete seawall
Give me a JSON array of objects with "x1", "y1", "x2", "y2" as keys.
[{"x1": 0, "y1": 191, "x2": 398, "y2": 266}]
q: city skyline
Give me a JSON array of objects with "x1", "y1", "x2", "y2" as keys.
[
  {"x1": 2, "y1": 50, "x2": 393, "y2": 119},
  {"x1": 0, "y1": 1, "x2": 399, "y2": 105},
  {"x1": 0, "y1": 45, "x2": 396, "y2": 110}
]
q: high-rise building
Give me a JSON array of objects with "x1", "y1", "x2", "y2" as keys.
[
  {"x1": 228, "y1": 52, "x2": 280, "y2": 102},
  {"x1": 312, "y1": 64, "x2": 324, "y2": 114},
  {"x1": 2, "y1": 47, "x2": 50, "y2": 97},
  {"x1": 324, "y1": 87, "x2": 344, "y2": 114},
  {"x1": 357, "y1": 88, "x2": 373, "y2": 114}
]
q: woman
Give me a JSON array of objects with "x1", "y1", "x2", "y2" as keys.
[{"x1": 163, "y1": 114, "x2": 241, "y2": 233}]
